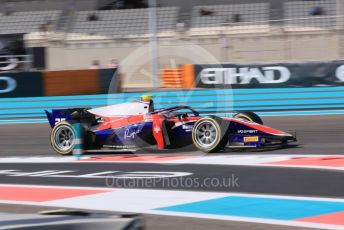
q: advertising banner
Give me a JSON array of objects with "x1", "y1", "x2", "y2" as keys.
[
  {"x1": 99, "y1": 68, "x2": 119, "y2": 94},
  {"x1": 194, "y1": 61, "x2": 344, "y2": 88},
  {"x1": 43, "y1": 69, "x2": 99, "y2": 96},
  {"x1": 0, "y1": 68, "x2": 119, "y2": 98},
  {"x1": 0, "y1": 72, "x2": 43, "y2": 97},
  {"x1": 43, "y1": 68, "x2": 119, "y2": 96}
]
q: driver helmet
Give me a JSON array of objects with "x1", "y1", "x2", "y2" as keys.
[{"x1": 141, "y1": 95, "x2": 154, "y2": 112}]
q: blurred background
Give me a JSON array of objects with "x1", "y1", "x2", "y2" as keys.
[
  {"x1": 1, "y1": 3, "x2": 344, "y2": 229},
  {"x1": 0, "y1": 0, "x2": 342, "y2": 89}
]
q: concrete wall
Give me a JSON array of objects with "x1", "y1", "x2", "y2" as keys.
[{"x1": 44, "y1": 31, "x2": 339, "y2": 87}]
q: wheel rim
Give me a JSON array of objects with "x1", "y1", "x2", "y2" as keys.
[
  {"x1": 194, "y1": 121, "x2": 218, "y2": 148},
  {"x1": 53, "y1": 125, "x2": 75, "y2": 152}
]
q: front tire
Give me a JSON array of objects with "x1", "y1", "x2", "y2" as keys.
[
  {"x1": 233, "y1": 111, "x2": 263, "y2": 125},
  {"x1": 50, "y1": 121, "x2": 76, "y2": 155},
  {"x1": 192, "y1": 116, "x2": 229, "y2": 153}
]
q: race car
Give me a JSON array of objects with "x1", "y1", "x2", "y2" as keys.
[{"x1": 45, "y1": 96, "x2": 296, "y2": 155}]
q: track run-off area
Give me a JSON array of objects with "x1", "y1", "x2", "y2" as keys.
[{"x1": 1, "y1": 114, "x2": 344, "y2": 230}]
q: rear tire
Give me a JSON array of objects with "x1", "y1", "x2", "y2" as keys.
[
  {"x1": 50, "y1": 121, "x2": 76, "y2": 155},
  {"x1": 233, "y1": 111, "x2": 263, "y2": 125},
  {"x1": 192, "y1": 116, "x2": 229, "y2": 153}
]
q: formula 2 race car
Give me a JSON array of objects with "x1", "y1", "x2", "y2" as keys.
[{"x1": 45, "y1": 96, "x2": 296, "y2": 155}]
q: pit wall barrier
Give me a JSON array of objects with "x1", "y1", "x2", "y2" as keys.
[
  {"x1": 161, "y1": 61, "x2": 344, "y2": 89},
  {"x1": 0, "y1": 68, "x2": 118, "y2": 98},
  {"x1": 2, "y1": 87, "x2": 344, "y2": 124}
]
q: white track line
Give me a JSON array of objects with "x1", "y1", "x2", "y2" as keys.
[
  {"x1": 0, "y1": 184, "x2": 344, "y2": 230},
  {"x1": 1, "y1": 155, "x2": 344, "y2": 171}
]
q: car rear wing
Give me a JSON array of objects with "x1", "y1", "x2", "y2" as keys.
[
  {"x1": 45, "y1": 109, "x2": 73, "y2": 128},
  {"x1": 45, "y1": 108, "x2": 94, "y2": 128}
]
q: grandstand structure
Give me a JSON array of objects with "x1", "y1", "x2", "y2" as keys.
[
  {"x1": 1, "y1": 0, "x2": 344, "y2": 86},
  {"x1": 189, "y1": 3, "x2": 270, "y2": 35},
  {"x1": 0, "y1": 10, "x2": 60, "y2": 35},
  {"x1": 69, "y1": 7, "x2": 178, "y2": 39},
  {"x1": 284, "y1": 0, "x2": 337, "y2": 31},
  {"x1": 4, "y1": 0, "x2": 339, "y2": 37}
]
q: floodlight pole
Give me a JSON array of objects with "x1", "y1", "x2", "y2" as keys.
[{"x1": 149, "y1": 0, "x2": 159, "y2": 88}]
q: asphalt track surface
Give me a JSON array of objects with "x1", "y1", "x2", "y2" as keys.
[
  {"x1": 0, "y1": 115, "x2": 344, "y2": 230},
  {"x1": 1, "y1": 115, "x2": 344, "y2": 156},
  {"x1": 1, "y1": 162, "x2": 344, "y2": 198}
]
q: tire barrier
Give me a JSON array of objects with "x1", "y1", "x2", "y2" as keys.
[
  {"x1": 2, "y1": 87, "x2": 344, "y2": 124},
  {"x1": 0, "y1": 68, "x2": 118, "y2": 98}
]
